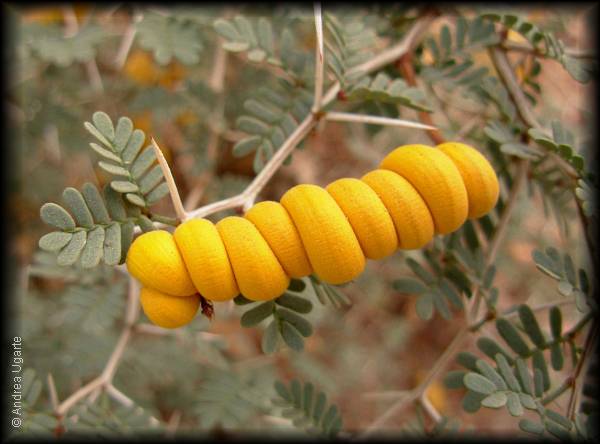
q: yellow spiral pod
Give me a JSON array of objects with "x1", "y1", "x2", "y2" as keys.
[
  {"x1": 140, "y1": 286, "x2": 200, "y2": 329},
  {"x1": 326, "y1": 178, "x2": 398, "y2": 260},
  {"x1": 380, "y1": 144, "x2": 469, "y2": 235},
  {"x1": 361, "y1": 169, "x2": 435, "y2": 250},
  {"x1": 280, "y1": 184, "x2": 366, "y2": 285},
  {"x1": 126, "y1": 230, "x2": 196, "y2": 297},
  {"x1": 436, "y1": 142, "x2": 500, "y2": 219},
  {"x1": 244, "y1": 201, "x2": 313, "y2": 278},
  {"x1": 217, "y1": 216, "x2": 290, "y2": 301},
  {"x1": 173, "y1": 218, "x2": 239, "y2": 302},
  {"x1": 124, "y1": 142, "x2": 499, "y2": 329}
]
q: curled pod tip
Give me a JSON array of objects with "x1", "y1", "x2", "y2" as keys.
[
  {"x1": 126, "y1": 230, "x2": 196, "y2": 297},
  {"x1": 140, "y1": 287, "x2": 200, "y2": 329},
  {"x1": 436, "y1": 142, "x2": 500, "y2": 219}
]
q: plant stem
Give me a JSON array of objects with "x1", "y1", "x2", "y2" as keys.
[
  {"x1": 312, "y1": 3, "x2": 324, "y2": 113},
  {"x1": 325, "y1": 111, "x2": 437, "y2": 131},
  {"x1": 396, "y1": 53, "x2": 445, "y2": 144},
  {"x1": 151, "y1": 138, "x2": 187, "y2": 223},
  {"x1": 542, "y1": 377, "x2": 574, "y2": 406},
  {"x1": 566, "y1": 320, "x2": 598, "y2": 419},
  {"x1": 55, "y1": 278, "x2": 140, "y2": 417}
]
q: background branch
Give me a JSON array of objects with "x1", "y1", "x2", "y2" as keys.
[
  {"x1": 312, "y1": 3, "x2": 324, "y2": 112},
  {"x1": 396, "y1": 53, "x2": 445, "y2": 144}
]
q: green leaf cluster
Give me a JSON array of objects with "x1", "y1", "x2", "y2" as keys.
[
  {"x1": 84, "y1": 111, "x2": 169, "y2": 210},
  {"x1": 21, "y1": 22, "x2": 107, "y2": 67},
  {"x1": 65, "y1": 392, "x2": 162, "y2": 436},
  {"x1": 234, "y1": 279, "x2": 314, "y2": 353},
  {"x1": 346, "y1": 72, "x2": 431, "y2": 112},
  {"x1": 447, "y1": 303, "x2": 592, "y2": 438},
  {"x1": 528, "y1": 121, "x2": 585, "y2": 174},
  {"x1": 324, "y1": 12, "x2": 377, "y2": 87},
  {"x1": 272, "y1": 379, "x2": 343, "y2": 437},
  {"x1": 481, "y1": 11, "x2": 596, "y2": 83},
  {"x1": 393, "y1": 257, "x2": 464, "y2": 321},
  {"x1": 39, "y1": 183, "x2": 135, "y2": 267},
  {"x1": 233, "y1": 82, "x2": 313, "y2": 173},
  {"x1": 308, "y1": 275, "x2": 352, "y2": 308},
  {"x1": 484, "y1": 120, "x2": 542, "y2": 160},
  {"x1": 194, "y1": 367, "x2": 269, "y2": 429},
  {"x1": 532, "y1": 247, "x2": 593, "y2": 312},
  {"x1": 394, "y1": 221, "x2": 500, "y2": 320},
  {"x1": 137, "y1": 11, "x2": 204, "y2": 65},
  {"x1": 214, "y1": 16, "x2": 279, "y2": 65},
  {"x1": 420, "y1": 16, "x2": 499, "y2": 88}
]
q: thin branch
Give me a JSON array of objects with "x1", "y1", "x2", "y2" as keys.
[
  {"x1": 47, "y1": 373, "x2": 59, "y2": 411},
  {"x1": 349, "y1": 14, "x2": 437, "y2": 77},
  {"x1": 62, "y1": 6, "x2": 103, "y2": 94},
  {"x1": 56, "y1": 277, "x2": 140, "y2": 417},
  {"x1": 114, "y1": 12, "x2": 142, "y2": 70},
  {"x1": 186, "y1": 15, "x2": 438, "y2": 221},
  {"x1": 501, "y1": 298, "x2": 576, "y2": 320},
  {"x1": 56, "y1": 376, "x2": 104, "y2": 416},
  {"x1": 209, "y1": 45, "x2": 228, "y2": 93},
  {"x1": 397, "y1": 53, "x2": 445, "y2": 144},
  {"x1": 106, "y1": 384, "x2": 161, "y2": 426},
  {"x1": 488, "y1": 47, "x2": 541, "y2": 129},
  {"x1": 468, "y1": 159, "x2": 529, "y2": 320},
  {"x1": 312, "y1": 3, "x2": 324, "y2": 112},
  {"x1": 489, "y1": 45, "x2": 597, "y2": 272},
  {"x1": 360, "y1": 327, "x2": 469, "y2": 436},
  {"x1": 419, "y1": 395, "x2": 442, "y2": 424},
  {"x1": 84, "y1": 59, "x2": 104, "y2": 94},
  {"x1": 567, "y1": 320, "x2": 598, "y2": 419},
  {"x1": 488, "y1": 46, "x2": 578, "y2": 179},
  {"x1": 325, "y1": 111, "x2": 437, "y2": 131},
  {"x1": 186, "y1": 114, "x2": 316, "y2": 219},
  {"x1": 105, "y1": 383, "x2": 134, "y2": 408},
  {"x1": 502, "y1": 40, "x2": 596, "y2": 59},
  {"x1": 166, "y1": 410, "x2": 182, "y2": 437},
  {"x1": 484, "y1": 160, "x2": 529, "y2": 267},
  {"x1": 151, "y1": 138, "x2": 187, "y2": 223}
]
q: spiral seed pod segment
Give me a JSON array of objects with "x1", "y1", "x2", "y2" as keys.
[{"x1": 126, "y1": 142, "x2": 499, "y2": 329}]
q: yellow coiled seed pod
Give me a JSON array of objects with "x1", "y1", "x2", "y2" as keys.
[
  {"x1": 380, "y1": 144, "x2": 469, "y2": 234},
  {"x1": 326, "y1": 178, "x2": 398, "y2": 260},
  {"x1": 125, "y1": 142, "x2": 499, "y2": 329},
  {"x1": 217, "y1": 216, "x2": 290, "y2": 301},
  {"x1": 281, "y1": 184, "x2": 365, "y2": 285},
  {"x1": 173, "y1": 218, "x2": 239, "y2": 302}
]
